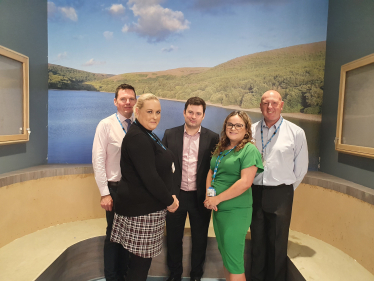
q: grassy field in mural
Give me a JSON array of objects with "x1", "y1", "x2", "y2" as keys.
[{"x1": 48, "y1": 41, "x2": 325, "y2": 114}]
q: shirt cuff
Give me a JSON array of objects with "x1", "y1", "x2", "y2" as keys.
[{"x1": 100, "y1": 186, "x2": 110, "y2": 197}]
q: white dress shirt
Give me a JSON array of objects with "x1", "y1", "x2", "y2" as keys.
[
  {"x1": 92, "y1": 112, "x2": 134, "y2": 196},
  {"x1": 252, "y1": 116, "x2": 308, "y2": 190}
]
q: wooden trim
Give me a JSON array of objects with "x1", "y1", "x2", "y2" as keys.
[
  {"x1": 336, "y1": 143, "x2": 374, "y2": 159},
  {"x1": 0, "y1": 45, "x2": 29, "y2": 145},
  {"x1": 335, "y1": 53, "x2": 374, "y2": 158}
]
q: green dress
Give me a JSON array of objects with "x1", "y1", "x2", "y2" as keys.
[{"x1": 210, "y1": 142, "x2": 263, "y2": 274}]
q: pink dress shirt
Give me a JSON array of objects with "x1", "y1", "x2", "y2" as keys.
[
  {"x1": 180, "y1": 126, "x2": 201, "y2": 191},
  {"x1": 92, "y1": 112, "x2": 133, "y2": 196}
]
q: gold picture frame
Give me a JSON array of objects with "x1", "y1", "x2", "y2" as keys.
[
  {"x1": 335, "y1": 53, "x2": 374, "y2": 159},
  {"x1": 0, "y1": 45, "x2": 29, "y2": 145}
]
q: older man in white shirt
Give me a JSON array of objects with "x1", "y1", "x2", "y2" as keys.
[
  {"x1": 92, "y1": 83, "x2": 136, "y2": 281},
  {"x1": 250, "y1": 90, "x2": 308, "y2": 281}
]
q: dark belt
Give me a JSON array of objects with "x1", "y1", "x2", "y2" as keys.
[
  {"x1": 108, "y1": 181, "x2": 119, "y2": 187},
  {"x1": 252, "y1": 184, "x2": 293, "y2": 189}
]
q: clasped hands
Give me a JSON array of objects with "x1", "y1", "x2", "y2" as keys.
[
  {"x1": 167, "y1": 195, "x2": 179, "y2": 213},
  {"x1": 204, "y1": 196, "x2": 220, "y2": 211}
]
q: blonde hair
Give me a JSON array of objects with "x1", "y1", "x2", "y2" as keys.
[
  {"x1": 214, "y1": 111, "x2": 254, "y2": 156},
  {"x1": 133, "y1": 93, "x2": 159, "y2": 118}
]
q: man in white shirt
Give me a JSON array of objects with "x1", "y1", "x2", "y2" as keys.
[
  {"x1": 92, "y1": 84, "x2": 137, "y2": 281},
  {"x1": 250, "y1": 90, "x2": 308, "y2": 281}
]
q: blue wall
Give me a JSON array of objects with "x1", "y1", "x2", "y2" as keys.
[
  {"x1": 0, "y1": 0, "x2": 48, "y2": 173},
  {"x1": 320, "y1": 0, "x2": 374, "y2": 189}
]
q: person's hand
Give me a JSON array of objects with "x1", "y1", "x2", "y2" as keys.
[
  {"x1": 101, "y1": 195, "x2": 113, "y2": 211},
  {"x1": 167, "y1": 195, "x2": 179, "y2": 213},
  {"x1": 204, "y1": 196, "x2": 220, "y2": 211}
]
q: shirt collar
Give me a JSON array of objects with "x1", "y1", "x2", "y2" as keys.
[
  {"x1": 261, "y1": 116, "x2": 283, "y2": 129},
  {"x1": 117, "y1": 111, "x2": 134, "y2": 123},
  {"x1": 184, "y1": 125, "x2": 201, "y2": 136}
]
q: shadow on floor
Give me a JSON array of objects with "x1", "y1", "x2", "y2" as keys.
[
  {"x1": 36, "y1": 236, "x2": 306, "y2": 281},
  {"x1": 287, "y1": 236, "x2": 317, "y2": 259}
]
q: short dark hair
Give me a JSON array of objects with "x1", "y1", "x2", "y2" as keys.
[
  {"x1": 115, "y1": 83, "x2": 136, "y2": 99},
  {"x1": 184, "y1": 97, "x2": 206, "y2": 113}
]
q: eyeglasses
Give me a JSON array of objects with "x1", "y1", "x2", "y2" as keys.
[{"x1": 226, "y1": 122, "x2": 244, "y2": 130}]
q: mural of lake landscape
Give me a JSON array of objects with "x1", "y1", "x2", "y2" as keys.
[
  {"x1": 48, "y1": 89, "x2": 320, "y2": 170},
  {"x1": 48, "y1": 0, "x2": 328, "y2": 169}
]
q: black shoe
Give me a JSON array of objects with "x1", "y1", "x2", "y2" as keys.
[
  {"x1": 166, "y1": 276, "x2": 182, "y2": 281},
  {"x1": 190, "y1": 277, "x2": 201, "y2": 281}
]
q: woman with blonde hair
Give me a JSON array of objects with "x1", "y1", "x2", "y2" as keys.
[
  {"x1": 111, "y1": 93, "x2": 179, "y2": 281},
  {"x1": 204, "y1": 111, "x2": 263, "y2": 281}
]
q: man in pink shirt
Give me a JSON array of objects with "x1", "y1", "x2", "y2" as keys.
[
  {"x1": 162, "y1": 97, "x2": 219, "y2": 281},
  {"x1": 92, "y1": 84, "x2": 136, "y2": 281}
]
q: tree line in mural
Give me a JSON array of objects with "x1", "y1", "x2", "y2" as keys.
[
  {"x1": 48, "y1": 64, "x2": 114, "y2": 91},
  {"x1": 48, "y1": 41, "x2": 325, "y2": 114}
]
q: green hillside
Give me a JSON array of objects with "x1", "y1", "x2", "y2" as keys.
[
  {"x1": 48, "y1": 64, "x2": 113, "y2": 91},
  {"x1": 49, "y1": 41, "x2": 326, "y2": 114}
]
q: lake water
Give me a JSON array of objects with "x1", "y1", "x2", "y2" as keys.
[{"x1": 48, "y1": 90, "x2": 320, "y2": 170}]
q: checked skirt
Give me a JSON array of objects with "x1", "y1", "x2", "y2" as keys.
[{"x1": 110, "y1": 209, "x2": 167, "y2": 258}]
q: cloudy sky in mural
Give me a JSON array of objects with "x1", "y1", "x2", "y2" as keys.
[{"x1": 48, "y1": 0, "x2": 329, "y2": 74}]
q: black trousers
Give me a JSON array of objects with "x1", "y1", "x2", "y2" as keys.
[
  {"x1": 250, "y1": 184, "x2": 294, "y2": 281},
  {"x1": 126, "y1": 253, "x2": 152, "y2": 281},
  {"x1": 166, "y1": 190, "x2": 211, "y2": 278},
  {"x1": 104, "y1": 183, "x2": 130, "y2": 281}
]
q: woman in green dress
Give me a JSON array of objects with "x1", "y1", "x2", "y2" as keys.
[{"x1": 204, "y1": 111, "x2": 263, "y2": 281}]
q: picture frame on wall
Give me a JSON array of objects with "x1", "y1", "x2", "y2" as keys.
[
  {"x1": 0, "y1": 45, "x2": 29, "y2": 145},
  {"x1": 335, "y1": 53, "x2": 374, "y2": 159}
]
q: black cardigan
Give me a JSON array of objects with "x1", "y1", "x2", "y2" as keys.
[{"x1": 115, "y1": 120, "x2": 174, "y2": 216}]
